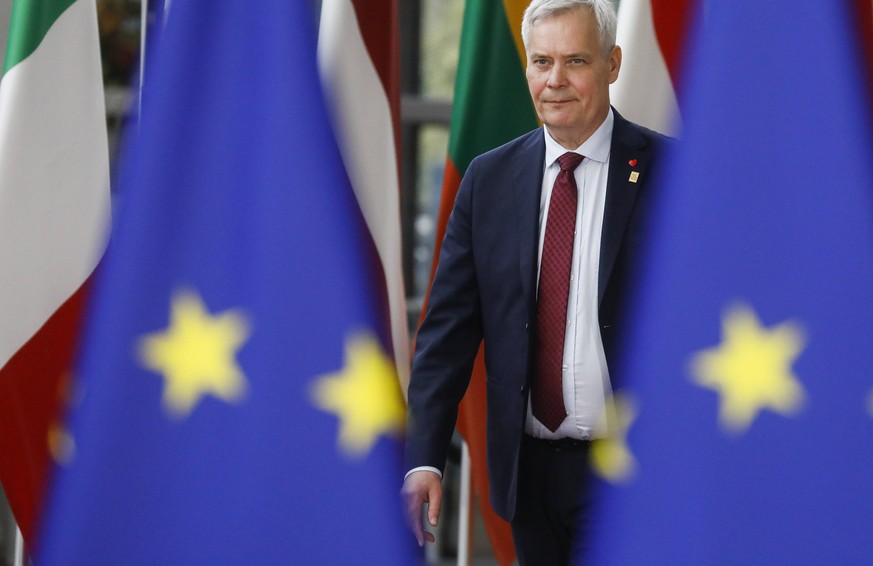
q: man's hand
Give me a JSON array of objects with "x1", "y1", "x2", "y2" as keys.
[{"x1": 401, "y1": 470, "x2": 443, "y2": 547}]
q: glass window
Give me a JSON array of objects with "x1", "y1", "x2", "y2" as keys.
[
  {"x1": 403, "y1": 0, "x2": 463, "y2": 300},
  {"x1": 420, "y1": 0, "x2": 464, "y2": 98},
  {"x1": 413, "y1": 125, "x2": 450, "y2": 295}
]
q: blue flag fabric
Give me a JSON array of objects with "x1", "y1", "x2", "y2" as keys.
[
  {"x1": 37, "y1": 1, "x2": 416, "y2": 563},
  {"x1": 589, "y1": 1, "x2": 873, "y2": 563}
]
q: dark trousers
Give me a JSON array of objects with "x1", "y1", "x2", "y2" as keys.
[{"x1": 511, "y1": 436, "x2": 593, "y2": 566}]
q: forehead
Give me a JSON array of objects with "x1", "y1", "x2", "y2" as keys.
[{"x1": 527, "y1": 8, "x2": 601, "y2": 54}]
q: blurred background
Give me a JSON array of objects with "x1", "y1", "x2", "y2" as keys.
[
  {"x1": 0, "y1": 0, "x2": 498, "y2": 563},
  {"x1": 18, "y1": 1, "x2": 869, "y2": 564}
]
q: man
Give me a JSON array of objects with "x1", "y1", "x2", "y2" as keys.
[{"x1": 403, "y1": 0, "x2": 668, "y2": 563}]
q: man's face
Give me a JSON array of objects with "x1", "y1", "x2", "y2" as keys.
[{"x1": 525, "y1": 8, "x2": 621, "y2": 148}]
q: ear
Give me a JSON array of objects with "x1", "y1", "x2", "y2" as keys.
[{"x1": 608, "y1": 45, "x2": 622, "y2": 84}]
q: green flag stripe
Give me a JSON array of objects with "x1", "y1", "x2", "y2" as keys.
[
  {"x1": 448, "y1": 0, "x2": 538, "y2": 175},
  {"x1": 3, "y1": 0, "x2": 77, "y2": 72}
]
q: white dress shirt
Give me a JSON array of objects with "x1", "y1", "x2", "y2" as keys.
[{"x1": 525, "y1": 109, "x2": 614, "y2": 440}]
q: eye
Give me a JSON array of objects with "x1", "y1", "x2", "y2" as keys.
[
  {"x1": 569, "y1": 57, "x2": 585, "y2": 65},
  {"x1": 532, "y1": 57, "x2": 549, "y2": 67}
]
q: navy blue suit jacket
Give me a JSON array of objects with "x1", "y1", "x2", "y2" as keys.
[{"x1": 405, "y1": 110, "x2": 668, "y2": 521}]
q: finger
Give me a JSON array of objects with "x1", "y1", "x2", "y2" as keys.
[
  {"x1": 403, "y1": 490, "x2": 428, "y2": 546},
  {"x1": 405, "y1": 497, "x2": 425, "y2": 546},
  {"x1": 427, "y1": 486, "x2": 442, "y2": 527},
  {"x1": 413, "y1": 522, "x2": 425, "y2": 547}
]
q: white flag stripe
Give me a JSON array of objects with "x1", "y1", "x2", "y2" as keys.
[
  {"x1": 318, "y1": 0, "x2": 410, "y2": 390},
  {"x1": 0, "y1": 0, "x2": 110, "y2": 369},
  {"x1": 612, "y1": 0, "x2": 681, "y2": 137}
]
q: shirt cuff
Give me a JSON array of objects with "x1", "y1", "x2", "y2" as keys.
[{"x1": 404, "y1": 466, "x2": 443, "y2": 481}]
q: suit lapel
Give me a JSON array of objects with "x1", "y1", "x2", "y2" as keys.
[
  {"x1": 508, "y1": 117, "x2": 654, "y2": 310},
  {"x1": 599, "y1": 112, "x2": 654, "y2": 305},
  {"x1": 513, "y1": 130, "x2": 547, "y2": 313}
]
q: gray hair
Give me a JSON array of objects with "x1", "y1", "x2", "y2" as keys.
[{"x1": 521, "y1": 0, "x2": 618, "y2": 57}]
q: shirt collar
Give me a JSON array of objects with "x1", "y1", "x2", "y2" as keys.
[{"x1": 543, "y1": 107, "x2": 614, "y2": 167}]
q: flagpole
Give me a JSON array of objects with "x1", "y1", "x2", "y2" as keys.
[
  {"x1": 457, "y1": 440, "x2": 471, "y2": 566},
  {"x1": 13, "y1": 527, "x2": 24, "y2": 566},
  {"x1": 139, "y1": 0, "x2": 149, "y2": 119}
]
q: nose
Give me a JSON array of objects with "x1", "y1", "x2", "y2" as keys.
[{"x1": 546, "y1": 64, "x2": 567, "y2": 88}]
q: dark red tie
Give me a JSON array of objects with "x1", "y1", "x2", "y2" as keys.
[{"x1": 532, "y1": 152, "x2": 584, "y2": 432}]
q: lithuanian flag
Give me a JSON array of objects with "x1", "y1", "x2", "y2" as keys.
[
  {"x1": 0, "y1": 0, "x2": 109, "y2": 545},
  {"x1": 419, "y1": 1, "x2": 536, "y2": 563}
]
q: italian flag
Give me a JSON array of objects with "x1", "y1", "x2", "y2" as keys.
[
  {"x1": 318, "y1": 0, "x2": 410, "y2": 392},
  {"x1": 610, "y1": 0, "x2": 694, "y2": 136},
  {"x1": 0, "y1": 0, "x2": 109, "y2": 544},
  {"x1": 421, "y1": 1, "x2": 537, "y2": 564}
]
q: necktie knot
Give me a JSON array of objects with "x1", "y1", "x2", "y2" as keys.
[{"x1": 557, "y1": 152, "x2": 584, "y2": 172}]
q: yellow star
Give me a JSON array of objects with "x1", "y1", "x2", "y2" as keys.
[
  {"x1": 310, "y1": 334, "x2": 405, "y2": 458},
  {"x1": 690, "y1": 304, "x2": 806, "y2": 433},
  {"x1": 138, "y1": 290, "x2": 250, "y2": 417},
  {"x1": 590, "y1": 393, "x2": 637, "y2": 483},
  {"x1": 48, "y1": 423, "x2": 76, "y2": 466}
]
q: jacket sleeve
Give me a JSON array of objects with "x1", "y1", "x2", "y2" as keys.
[{"x1": 404, "y1": 158, "x2": 484, "y2": 473}]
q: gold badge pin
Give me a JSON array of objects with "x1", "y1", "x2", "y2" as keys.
[{"x1": 629, "y1": 171, "x2": 640, "y2": 183}]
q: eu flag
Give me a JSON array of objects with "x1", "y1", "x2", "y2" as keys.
[
  {"x1": 588, "y1": 1, "x2": 873, "y2": 563},
  {"x1": 36, "y1": 1, "x2": 416, "y2": 563}
]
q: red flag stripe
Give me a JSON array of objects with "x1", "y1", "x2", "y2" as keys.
[
  {"x1": 0, "y1": 280, "x2": 90, "y2": 544},
  {"x1": 650, "y1": 0, "x2": 695, "y2": 93},
  {"x1": 347, "y1": 0, "x2": 402, "y2": 155}
]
